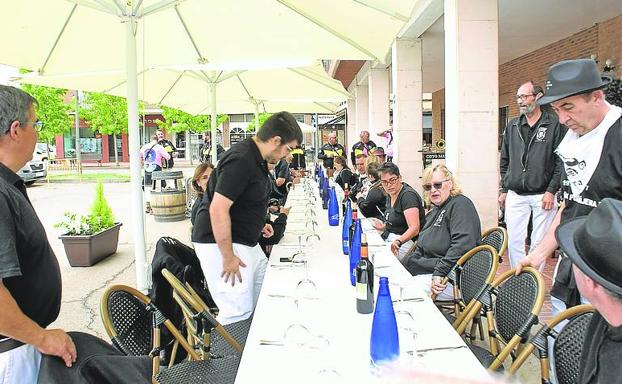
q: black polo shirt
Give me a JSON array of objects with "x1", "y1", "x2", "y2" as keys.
[
  {"x1": 0, "y1": 162, "x2": 62, "y2": 338},
  {"x1": 192, "y1": 138, "x2": 271, "y2": 246}
]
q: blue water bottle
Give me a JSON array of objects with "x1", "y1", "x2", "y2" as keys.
[
  {"x1": 342, "y1": 199, "x2": 352, "y2": 255},
  {"x1": 370, "y1": 277, "x2": 399, "y2": 365},
  {"x1": 349, "y1": 219, "x2": 362, "y2": 286},
  {"x1": 328, "y1": 186, "x2": 339, "y2": 226}
]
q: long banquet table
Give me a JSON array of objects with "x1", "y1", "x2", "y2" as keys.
[{"x1": 233, "y1": 179, "x2": 494, "y2": 384}]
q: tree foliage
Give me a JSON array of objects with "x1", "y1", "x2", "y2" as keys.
[
  {"x1": 605, "y1": 77, "x2": 622, "y2": 107},
  {"x1": 19, "y1": 79, "x2": 73, "y2": 143},
  {"x1": 245, "y1": 113, "x2": 271, "y2": 132},
  {"x1": 79, "y1": 92, "x2": 130, "y2": 136},
  {"x1": 156, "y1": 105, "x2": 228, "y2": 133}
]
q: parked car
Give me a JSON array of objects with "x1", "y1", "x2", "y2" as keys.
[
  {"x1": 35, "y1": 142, "x2": 56, "y2": 162},
  {"x1": 18, "y1": 158, "x2": 47, "y2": 185}
]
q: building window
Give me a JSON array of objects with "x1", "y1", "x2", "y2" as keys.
[
  {"x1": 230, "y1": 127, "x2": 252, "y2": 146},
  {"x1": 423, "y1": 113, "x2": 432, "y2": 147}
]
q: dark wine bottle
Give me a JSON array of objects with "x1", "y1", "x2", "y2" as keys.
[{"x1": 356, "y1": 234, "x2": 374, "y2": 314}]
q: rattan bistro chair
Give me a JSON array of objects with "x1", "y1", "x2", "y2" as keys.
[
  {"x1": 455, "y1": 267, "x2": 545, "y2": 372},
  {"x1": 161, "y1": 269, "x2": 246, "y2": 357},
  {"x1": 431, "y1": 245, "x2": 499, "y2": 331},
  {"x1": 481, "y1": 227, "x2": 508, "y2": 264},
  {"x1": 509, "y1": 304, "x2": 594, "y2": 384},
  {"x1": 100, "y1": 285, "x2": 200, "y2": 381}
]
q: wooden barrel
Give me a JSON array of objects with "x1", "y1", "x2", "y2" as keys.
[{"x1": 151, "y1": 171, "x2": 186, "y2": 222}]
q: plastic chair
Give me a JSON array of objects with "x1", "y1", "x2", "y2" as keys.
[
  {"x1": 455, "y1": 267, "x2": 545, "y2": 372},
  {"x1": 509, "y1": 304, "x2": 594, "y2": 383},
  {"x1": 481, "y1": 226, "x2": 508, "y2": 263}
]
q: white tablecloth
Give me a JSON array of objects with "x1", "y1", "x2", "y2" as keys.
[{"x1": 234, "y1": 180, "x2": 494, "y2": 384}]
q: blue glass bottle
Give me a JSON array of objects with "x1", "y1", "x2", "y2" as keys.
[
  {"x1": 328, "y1": 186, "x2": 339, "y2": 226},
  {"x1": 349, "y1": 219, "x2": 362, "y2": 286},
  {"x1": 342, "y1": 199, "x2": 352, "y2": 255},
  {"x1": 322, "y1": 177, "x2": 329, "y2": 210},
  {"x1": 370, "y1": 277, "x2": 399, "y2": 365}
]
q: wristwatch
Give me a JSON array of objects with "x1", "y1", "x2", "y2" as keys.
[{"x1": 394, "y1": 239, "x2": 402, "y2": 246}]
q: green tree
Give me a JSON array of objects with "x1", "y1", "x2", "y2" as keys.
[
  {"x1": 80, "y1": 92, "x2": 135, "y2": 165},
  {"x1": 156, "y1": 105, "x2": 228, "y2": 134},
  {"x1": 19, "y1": 80, "x2": 73, "y2": 147},
  {"x1": 245, "y1": 113, "x2": 271, "y2": 132}
]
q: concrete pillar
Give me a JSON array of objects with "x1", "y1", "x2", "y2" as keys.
[
  {"x1": 368, "y1": 67, "x2": 390, "y2": 135},
  {"x1": 346, "y1": 84, "x2": 357, "y2": 163},
  {"x1": 444, "y1": 0, "x2": 499, "y2": 229},
  {"x1": 431, "y1": 89, "x2": 445, "y2": 146},
  {"x1": 392, "y1": 38, "x2": 424, "y2": 190},
  {"x1": 353, "y1": 83, "x2": 369, "y2": 159}
]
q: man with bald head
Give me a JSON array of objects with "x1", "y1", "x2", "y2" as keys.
[
  {"x1": 351, "y1": 130, "x2": 377, "y2": 166},
  {"x1": 317, "y1": 132, "x2": 345, "y2": 169},
  {"x1": 499, "y1": 80, "x2": 566, "y2": 269}
]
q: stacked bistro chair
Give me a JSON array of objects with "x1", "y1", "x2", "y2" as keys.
[
  {"x1": 480, "y1": 226, "x2": 508, "y2": 264},
  {"x1": 509, "y1": 304, "x2": 595, "y2": 383},
  {"x1": 100, "y1": 284, "x2": 240, "y2": 383},
  {"x1": 431, "y1": 245, "x2": 499, "y2": 333},
  {"x1": 455, "y1": 267, "x2": 545, "y2": 372}
]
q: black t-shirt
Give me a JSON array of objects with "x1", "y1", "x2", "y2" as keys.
[
  {"x1": 0, "y1": 163, "x2": 62, "y2": 338},
  {"x1": 560, "y1": 117, "x2": 622, "y2": 224},
  {"x1": 192, "y1": 138, "x2": 271, "y2": 246},
  {"x1": 383, "y1": 183, "x2": 425, "y2": 237},
  {"x1": 274, "y1": 159, "x2": 291, "y2": 197}
]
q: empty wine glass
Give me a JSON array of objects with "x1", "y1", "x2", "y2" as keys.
[
  {"x1": 283, "y1": 323, "x2": 329, "y2": 349},
  {"x1": 395, "y1": 310, "x2": 418, "y2": 359}
]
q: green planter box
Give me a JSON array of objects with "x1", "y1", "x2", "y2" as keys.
[{"x1": 59, "y1": 223, "x2": 123, "y2": 267}]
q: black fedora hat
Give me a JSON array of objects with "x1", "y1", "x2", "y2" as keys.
[
  {"x1": 556, "y1": 198, "x2": 622, "y2": 296},
  {"x1": 538, "y1": 59, "x2": 612, "y2": 105}
]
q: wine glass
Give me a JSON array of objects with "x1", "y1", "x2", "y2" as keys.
[{"x1": 395, "y1": 309, "x2": 418, "y2": 360}]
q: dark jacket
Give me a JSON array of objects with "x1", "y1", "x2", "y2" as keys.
[
  {"x1": 317, "y1": 143, "x2": 345, "y2": 168},
  {"x1": 578, "y1": 312, "x2": 622, "y2": 384},
  {"x1": 357, "y1": 181, "x2": 386, "y2": 219},
  {"x1": 403, "y1": 194, "x2": 481, "y2": 277},
  {"x1": 500, "y1": 111, "x2": 566, "y2": 194},
  {"x1": 350, "y1": 140, "x2": 377, "y2": 165},
  {"x1": 335, "y1": 168, "x2": 357, "y2": 191},
  {"x1": 199, "y1": 142, "x2": 225, "y2": 163}
]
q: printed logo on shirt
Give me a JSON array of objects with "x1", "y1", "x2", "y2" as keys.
[
  {"x1": 433, "y1": 209, "x2": 446, "y2": 227},
  {"x1": 535, "y1": 127, "x2": 547, "y2": 142},
  {"x1": 558, "y1": 153, "x2": 587, "y2": 189}
]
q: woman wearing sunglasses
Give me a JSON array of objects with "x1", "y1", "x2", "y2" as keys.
[
  {"x1": 402, "y1": 164, "x2": 481, "y2": 299},
  {"x1": 369, "y1": 162, "x2": 425, "y2": 261}
]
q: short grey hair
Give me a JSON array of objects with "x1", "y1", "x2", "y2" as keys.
[{"x1": 0, "y1": 85, "x2": 38, "y2": 137}]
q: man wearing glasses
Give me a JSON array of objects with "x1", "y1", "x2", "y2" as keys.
[
  {"x1": 0, "y1": 85, "x2": 76, "y2": 383},
  {"x1": 499, "y1": 81, "x2": 566, "y2": 269},
  {"x1": 192, "y1": 111, "x2": 302, "y2": 325}
]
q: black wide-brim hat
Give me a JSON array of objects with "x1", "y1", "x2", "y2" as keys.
[
  {"x1": 538, "y1": 59, "x2": 612, "y2": 105},
  {"x1": 556, "y1": 198, "x2": 622, "y2": 296}
]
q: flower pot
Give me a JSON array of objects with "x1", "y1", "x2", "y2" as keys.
[{"x1": 59, "y1": 223, "x2": 123, "y2": 267}]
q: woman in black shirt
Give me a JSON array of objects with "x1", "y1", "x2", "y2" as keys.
[
  {"x1": 403, "y1": 164, "x2": 481, "y2": 299},
  {"x1": 190, "y1": 162, "x2": 214, "y2": 225},
  {"x1": 370, "y1": 162, "x2": 425, "y2": 261},
  {"x1": 333, "y1": 156, "x2": 357, "y2": 191},
  {"x1": 357, "y1": 161, "x2": 386, "y2": 219}
]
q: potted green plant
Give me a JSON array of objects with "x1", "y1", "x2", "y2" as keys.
[{"x1": 55, "y1": 180, "x2": 122, "y2": 267}]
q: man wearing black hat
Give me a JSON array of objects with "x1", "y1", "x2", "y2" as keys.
[
  {"x1": 556, "y1": 198, "x2": 622, "y2": 384},
  {"x1": 517, "y1": 59, "x2": 622, "y2": 314}
]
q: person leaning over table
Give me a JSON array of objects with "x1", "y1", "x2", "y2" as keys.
[
  {"x1": 356, "y1": 161, "x2": 386, "y2": 219},
  {"x1": 368, "y1": 162, "x2": 425, "y2": 262},
  {"x1": 333, "y1": 155, "x2": 357, "y2": 191},
  {"x1": 402, "y1": 164, "x2": 481, "y2": 299}
]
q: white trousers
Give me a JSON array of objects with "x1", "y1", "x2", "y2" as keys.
[
  {"x1": 411, "y1": 274, "x2": 454, "y2": 301},
  {"x1": 0, "y1": 344, "x2": 41, "y2": 384},
  {"x1": 385, "y1": 233, "x2": 414, "y2": 263},
  {"x1": 505, "y1": 190, "x2": 558, "y2": 269},
  {"x1": 193, "y1": 242, "x2": 267, "y2": 325}
]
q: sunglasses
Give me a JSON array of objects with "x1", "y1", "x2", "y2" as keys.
[{"x1": 422, "y1": 179, "x2": 450, "y2": 191}]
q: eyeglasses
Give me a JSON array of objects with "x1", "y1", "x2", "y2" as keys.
[
  {"x1": 380, "y1": 176, "x2": 400, "y2": 186},
  {"x1": 516, "y1": 94, "x2": 535, "y2": 101},
  {"x1": 285, "y1": 143, "x2": 294, "y2": 152},
  {"x1": 8, "y1": 120, "x2": 43, "y2": 133},
  {"x1": 423, "y1": 179, "x2": 450, "y2": 191}
]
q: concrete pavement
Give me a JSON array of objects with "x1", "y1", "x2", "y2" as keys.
[{"x1": 28, "y1": 179, "x2": 195, "y2": 339}]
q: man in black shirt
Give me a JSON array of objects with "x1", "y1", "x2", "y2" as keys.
[
  {"x1": 350, "y1": 130, "x2": 377, "y2": 166},
  {"x1": 199, "y1": 131, "x2": 225, "y2": 163},
  {"x1": 556, "y1": 198, "x2": 622, "y2": 384},
  {"x1": 0, "y1": 85, "x2": 76, "y2": 383},
  {"x1": 191, "y1": 111, "x2": 302, "y2": 325}
]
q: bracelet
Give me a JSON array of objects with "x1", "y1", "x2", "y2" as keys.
[{"x1": 394, "y1": 239, "x2": 402, "y2": 246}]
